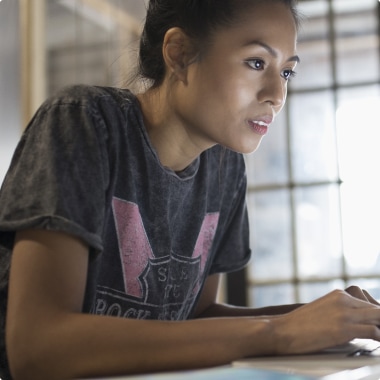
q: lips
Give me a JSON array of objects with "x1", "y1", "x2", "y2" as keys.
[{"x1": 247, "y1": 116, "x2": 273, "y2": 136}]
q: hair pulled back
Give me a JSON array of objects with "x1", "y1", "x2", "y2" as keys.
[{"x1": 138, "y1": 0, "x2": 299, "y2": 88}]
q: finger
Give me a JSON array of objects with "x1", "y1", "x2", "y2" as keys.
[
  {"x1": 345, "y1": 285, "x2": 371, "y2": 303},
  {"x1": 351, "y1": 323, "x2": 380, "y2": 341},
  {"x1": 340, "y1": 290, "x2": 379, "y2": 310},
  {"x1": 363, "y1": 289, "x2": 380, "y2": 306},
  {"x1": 351, "y1": 308, "x2": 380, "y2": 325}
]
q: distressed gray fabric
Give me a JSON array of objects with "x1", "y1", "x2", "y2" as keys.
[{"x1": 0, "y1": 85, "x2": 251, "y2": 377}]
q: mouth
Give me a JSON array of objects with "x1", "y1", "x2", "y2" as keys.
[{"x1": 247, "y1": 119, "x2": 271, "y2": 136}]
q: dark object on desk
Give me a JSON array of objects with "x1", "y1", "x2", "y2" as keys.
[{"x1": 226, "y1": 267, "x2": 247, "y2": 306}]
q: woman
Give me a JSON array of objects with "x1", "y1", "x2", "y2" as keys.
[{"x1": 1, "y1": 0, "x2": 380, "y2": 379}]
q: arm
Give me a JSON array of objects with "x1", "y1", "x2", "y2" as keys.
[
  {"x1": 194, "y1": 274, "x2": 380, "y2": 354},
  {"x1": 5, "y1": 229, "x2": 274, "y2": 379},
  {"x1": 194, "y1": 274, "x2": 302, "y2": 319},
  {"x1": 195, "y1": 275, "x2": 380, "y2": 319},
  {"x1": 7, "y1": 229, "x2": 380, "y2": 379}
]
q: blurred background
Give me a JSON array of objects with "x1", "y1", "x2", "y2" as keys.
[{"x1": 1, "y1": 0, "x2": 380, "y2": 307}]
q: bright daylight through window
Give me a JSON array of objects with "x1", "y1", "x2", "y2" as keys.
[{"x1": 245, "y1": 0, "x2": 380, "y2": 307}]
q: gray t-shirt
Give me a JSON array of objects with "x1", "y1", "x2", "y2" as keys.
[{"x1": 0, "y1": 85, "x2": 250, "y2": 375}]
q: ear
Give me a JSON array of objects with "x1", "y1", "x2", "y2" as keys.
[{"x1": 162, "y1": 27, "x2": 196, "y2": 83}]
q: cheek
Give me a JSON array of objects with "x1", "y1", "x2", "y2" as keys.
[
  {"x1": 185, "y1": 65, "x2": 255, "y2": 126},
  {"x1": 206, "y1": 76, "x2": 254, "y2": 114}
]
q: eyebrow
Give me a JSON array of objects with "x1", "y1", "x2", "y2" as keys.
[{"x1": 244, "y1": 40, "x2": 300, "y2": 63}]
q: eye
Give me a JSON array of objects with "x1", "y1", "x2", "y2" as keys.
[
  {"x1": 245, "y1": 59, "x2": 265, "y2": 70},
  {"x1": 282, "y1": 69, "x2": 297, "y2": 81}
]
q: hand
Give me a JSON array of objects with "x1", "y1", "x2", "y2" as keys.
[
  {"x1": 273, "y1": 288, "x2": 380, "y2": 355},
  {"x1": 345, "y1": 285, "x2": 380, "y2": 306}
]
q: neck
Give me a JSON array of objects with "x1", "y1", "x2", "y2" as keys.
[{"x1": 137, "y1": 86, "x2": 207, "y2": 172}]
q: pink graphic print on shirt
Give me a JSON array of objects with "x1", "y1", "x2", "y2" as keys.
[
  {"x1": 112, "y1": 199, "x2": 155, "y2": 298},
  {"x1": 112, "y1": 197, "x2": 219, "y2": 303}
]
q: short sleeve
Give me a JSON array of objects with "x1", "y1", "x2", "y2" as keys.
[
  {"x1": 0, "y1": 87, "x2": 111, "y2": 253},
  {"x1": 209, "y1": 154, "x2": 251, "y2": 274}
]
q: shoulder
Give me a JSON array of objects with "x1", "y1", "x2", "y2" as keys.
[
  {"x1": 40, "y1": 85, "x2": 138, "y2": 114},
  {"x1": 27, "y1": 85, "x2": 141, "y2": 136}
]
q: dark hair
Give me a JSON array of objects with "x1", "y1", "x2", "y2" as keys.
[{"x1": 138, "y1": 0, "x2": 300, "y2": 88}]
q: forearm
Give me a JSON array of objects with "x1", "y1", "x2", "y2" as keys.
[
  {"x1": 8, "y1": 312, "x2": 275, "y2": 380},
  {"x1": 196, "y1": 302, "x2": 303, "y2": 318}
]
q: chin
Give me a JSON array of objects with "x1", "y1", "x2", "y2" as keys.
[{"x1": 226, "y1": 139, "x2": 263, "y2": 155}]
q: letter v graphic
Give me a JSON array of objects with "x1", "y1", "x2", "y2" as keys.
[
  {"x1": 112, "y1": 198, "x2": 154, "y2": 298},
  {"x1": 191, "y1": 212, "x2": 220, "y2": 294}
]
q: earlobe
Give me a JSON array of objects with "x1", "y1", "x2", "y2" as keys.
[{"x1": 162, "y1": 27, "x2": 195, "y2": 83}]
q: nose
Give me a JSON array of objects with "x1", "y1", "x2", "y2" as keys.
[{"x1": 257, "y1": 72, "x2": 287, "y2": 110}]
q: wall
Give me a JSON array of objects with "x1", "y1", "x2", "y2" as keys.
[{"x1": 0, "y1": 0, "x2": 21, "y2": 184}]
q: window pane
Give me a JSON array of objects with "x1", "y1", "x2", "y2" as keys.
[
  {"x1": 337, "y1": 86, "x2": 380, "y2": 276},
  {"x1": 290, "y1": 1, "x2": 332, "y2": 90},
  {"x1": 290, "y1": 39, "x2": 332, "y2": 91},
  {"x1": 295, "y1": 185, "x2": 342, "y2": 278},
  {"x1": 46, "y1": 1, "x2": 144, "y2": 95},
  {"x1": 247, "y1": 190, "x2": 293, "y2": 281},
  {"x1": 337, "y1": 85, "x2": 380, "y2": 181},
  {"x1": 334, "y1": 4, "x2": 379, "y2": 85},
  {"x1": 245, "y1": 110, "x2": 289, "y2": 186},
  {"x1": 299, "y1": 280, "x2": 344, "y2": 303},
  {"x1": 248, "y1": 284, "x2": 295, "y2": 308},
  {"x1": 341, "y1": 180, "x2": 380, "y2": 276},
  {"x1": 47, "y1": 2, "x2": 79, "y2": 92},
  {"x1": 289, "y1": 91, "x2": 338, "y2": 182},
  {"x1": 333, "y1": 0, "x2": 377, "y2": 13}
]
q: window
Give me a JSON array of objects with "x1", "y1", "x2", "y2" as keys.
[
  {"x1": 0, "y1": 0, "x2": 147, "y2": 182},
  {"x1": 244, "y1": 0, "x2": 380, "y2": 307},
  {"x1": 45, "y1": 1, "x2": 146, "y2": 96}
]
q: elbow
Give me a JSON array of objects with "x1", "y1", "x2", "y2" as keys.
[
  {"x1": 6, "y1": 325, "x2": 52, "y2": 380},
  {"x1": 7, "y1": 338, "x2": 39, "y2": 380},
  {"x1": 6, "y1": 314, "x2": 81, "y2": 380}
]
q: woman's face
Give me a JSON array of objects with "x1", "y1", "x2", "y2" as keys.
[{"x1": 172, "y1": 1, "x2": 299, "y2": 154}]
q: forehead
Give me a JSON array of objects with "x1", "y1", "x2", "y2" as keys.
[
  {"x1": 210, "y1": 1, "x2": 298, "y2": 52},
  {"x1": 234, "y1": 0, "x2": 297, "y2": 26}
]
